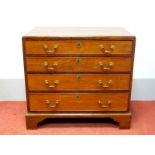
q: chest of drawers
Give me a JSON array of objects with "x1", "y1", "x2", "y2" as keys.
[{"x1": 23, "y1": 27, "x2": 136, "y2": 129}]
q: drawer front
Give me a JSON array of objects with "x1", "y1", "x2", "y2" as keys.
[
  {"x1": 25, "y1": 40, "x2": 132, "y2": 55},
  {"x1": 27, "y1": 74, "x2": 130, "y2": 91},
  {"x1": 26, "y1": 57, "x2": 132, "y2": 73},
  {"x1": 29, "y1": 93, "x2": 129, "y2": 111}
]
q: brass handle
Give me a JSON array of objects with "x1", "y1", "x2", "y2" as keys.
[
  {"x1": 43, "y1": 44, "x2": 59, "y2": 53},
  {"x1": 43, "y1": 61, "x2": 58, "y2": 71},
  {"x1": 98, "y1": 80, "x2": 113, "y2": 88},
  {"x1": 44, "y1": 80, "x2": 59, "y2": 88},
  {"x1": 104, "y1": 50, "x2": 111, "y2": 54},
  {"x1": 45, "y1": 100, "x2": 60, "y2": 108},
  {"x1": 98, "y1": 61, "x2": 114, "y2": 70},
  {"x1": 99, "y1": 44, "x2": 115, "y2": 54},
  {"x1": 98, "y1": 100, "x2": 112, "y2": 108}
]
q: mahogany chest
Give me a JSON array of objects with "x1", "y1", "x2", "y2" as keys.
[{"x1": 22, "y1": 27, "x2": 136, "y2": 129}]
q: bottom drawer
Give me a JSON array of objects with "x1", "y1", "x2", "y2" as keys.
[{"x1": 28, "y1": 93, "x2": 129, "y2": 112}]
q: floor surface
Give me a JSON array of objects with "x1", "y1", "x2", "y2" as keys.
[{"x1": 0, "y1": 101, "x2": 155, "y2": 135}]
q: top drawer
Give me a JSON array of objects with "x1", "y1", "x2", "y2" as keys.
[{"x1": 24, "y1": 40, "x2": 132, "y2": 56}]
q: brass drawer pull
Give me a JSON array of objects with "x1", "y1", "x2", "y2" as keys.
[
  {"x1": 43, "y1": 44, "x2": 59, "y2": 53},
  {"x1": 99, "y1": 44, "x2": 115, "y2": 54},
  {"x1": 98, "y1": 80, "x2": 113, "y2": 88},
  {"x1": 98, "y1": 100, "x2": 112, "y2": 108},
  {"x1": 43, "y1": 61, "x2": 58, "y2": 71},
  {"x1": 44, "y1": 80, "x2": 59, "y2": 88},
  {"x1": 98, "y1": 61, "x2": 114, "y2": 70},
  {"x1": 45, "y1": 100, "x2": 60, "y2": 108}
]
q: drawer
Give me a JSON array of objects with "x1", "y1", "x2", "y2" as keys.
[
  {"x1": 24, "y1": 40, "x2": 132, "y2": 55},
  {"x1": 28, "y1": 93, "x2": 129, "y2": 112},
  {"x1": 26, "y1": 57, "x2": 132, "y2": 73},
  {"x1": 27, "y1": 74, "x2": 130, "y2": 91}
]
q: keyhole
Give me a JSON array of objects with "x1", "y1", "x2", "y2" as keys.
[
  {"x1": 76, "y1": 75, "x2": 81, "y2": 80},
  {"x1": 76, "y1": 58, "x2": 80, "y2": 64},
  {"x1": 76, "y1": 95, "x2": 80, "y2": 99},
  {"x1": 77, "y1": 41, "x2": 81, "y2": 48}
]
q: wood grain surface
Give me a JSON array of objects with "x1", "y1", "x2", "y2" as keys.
[
  {"x1": 26, "y1": 57, "x2": 132, "y2": 73},
  {"x1": 27, "y1": 74, "x2": 130, "y2": 91},
  {"x1": 25, "y1": 40, "x2": 132, "y2": 55},
  {"x1": 29, "y1": 92, "x2": 129, "y2": 111}
]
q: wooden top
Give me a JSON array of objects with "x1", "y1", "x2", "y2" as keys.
[{"x1": 24, "y1": 27, "x2": 134, "y2": 37}]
